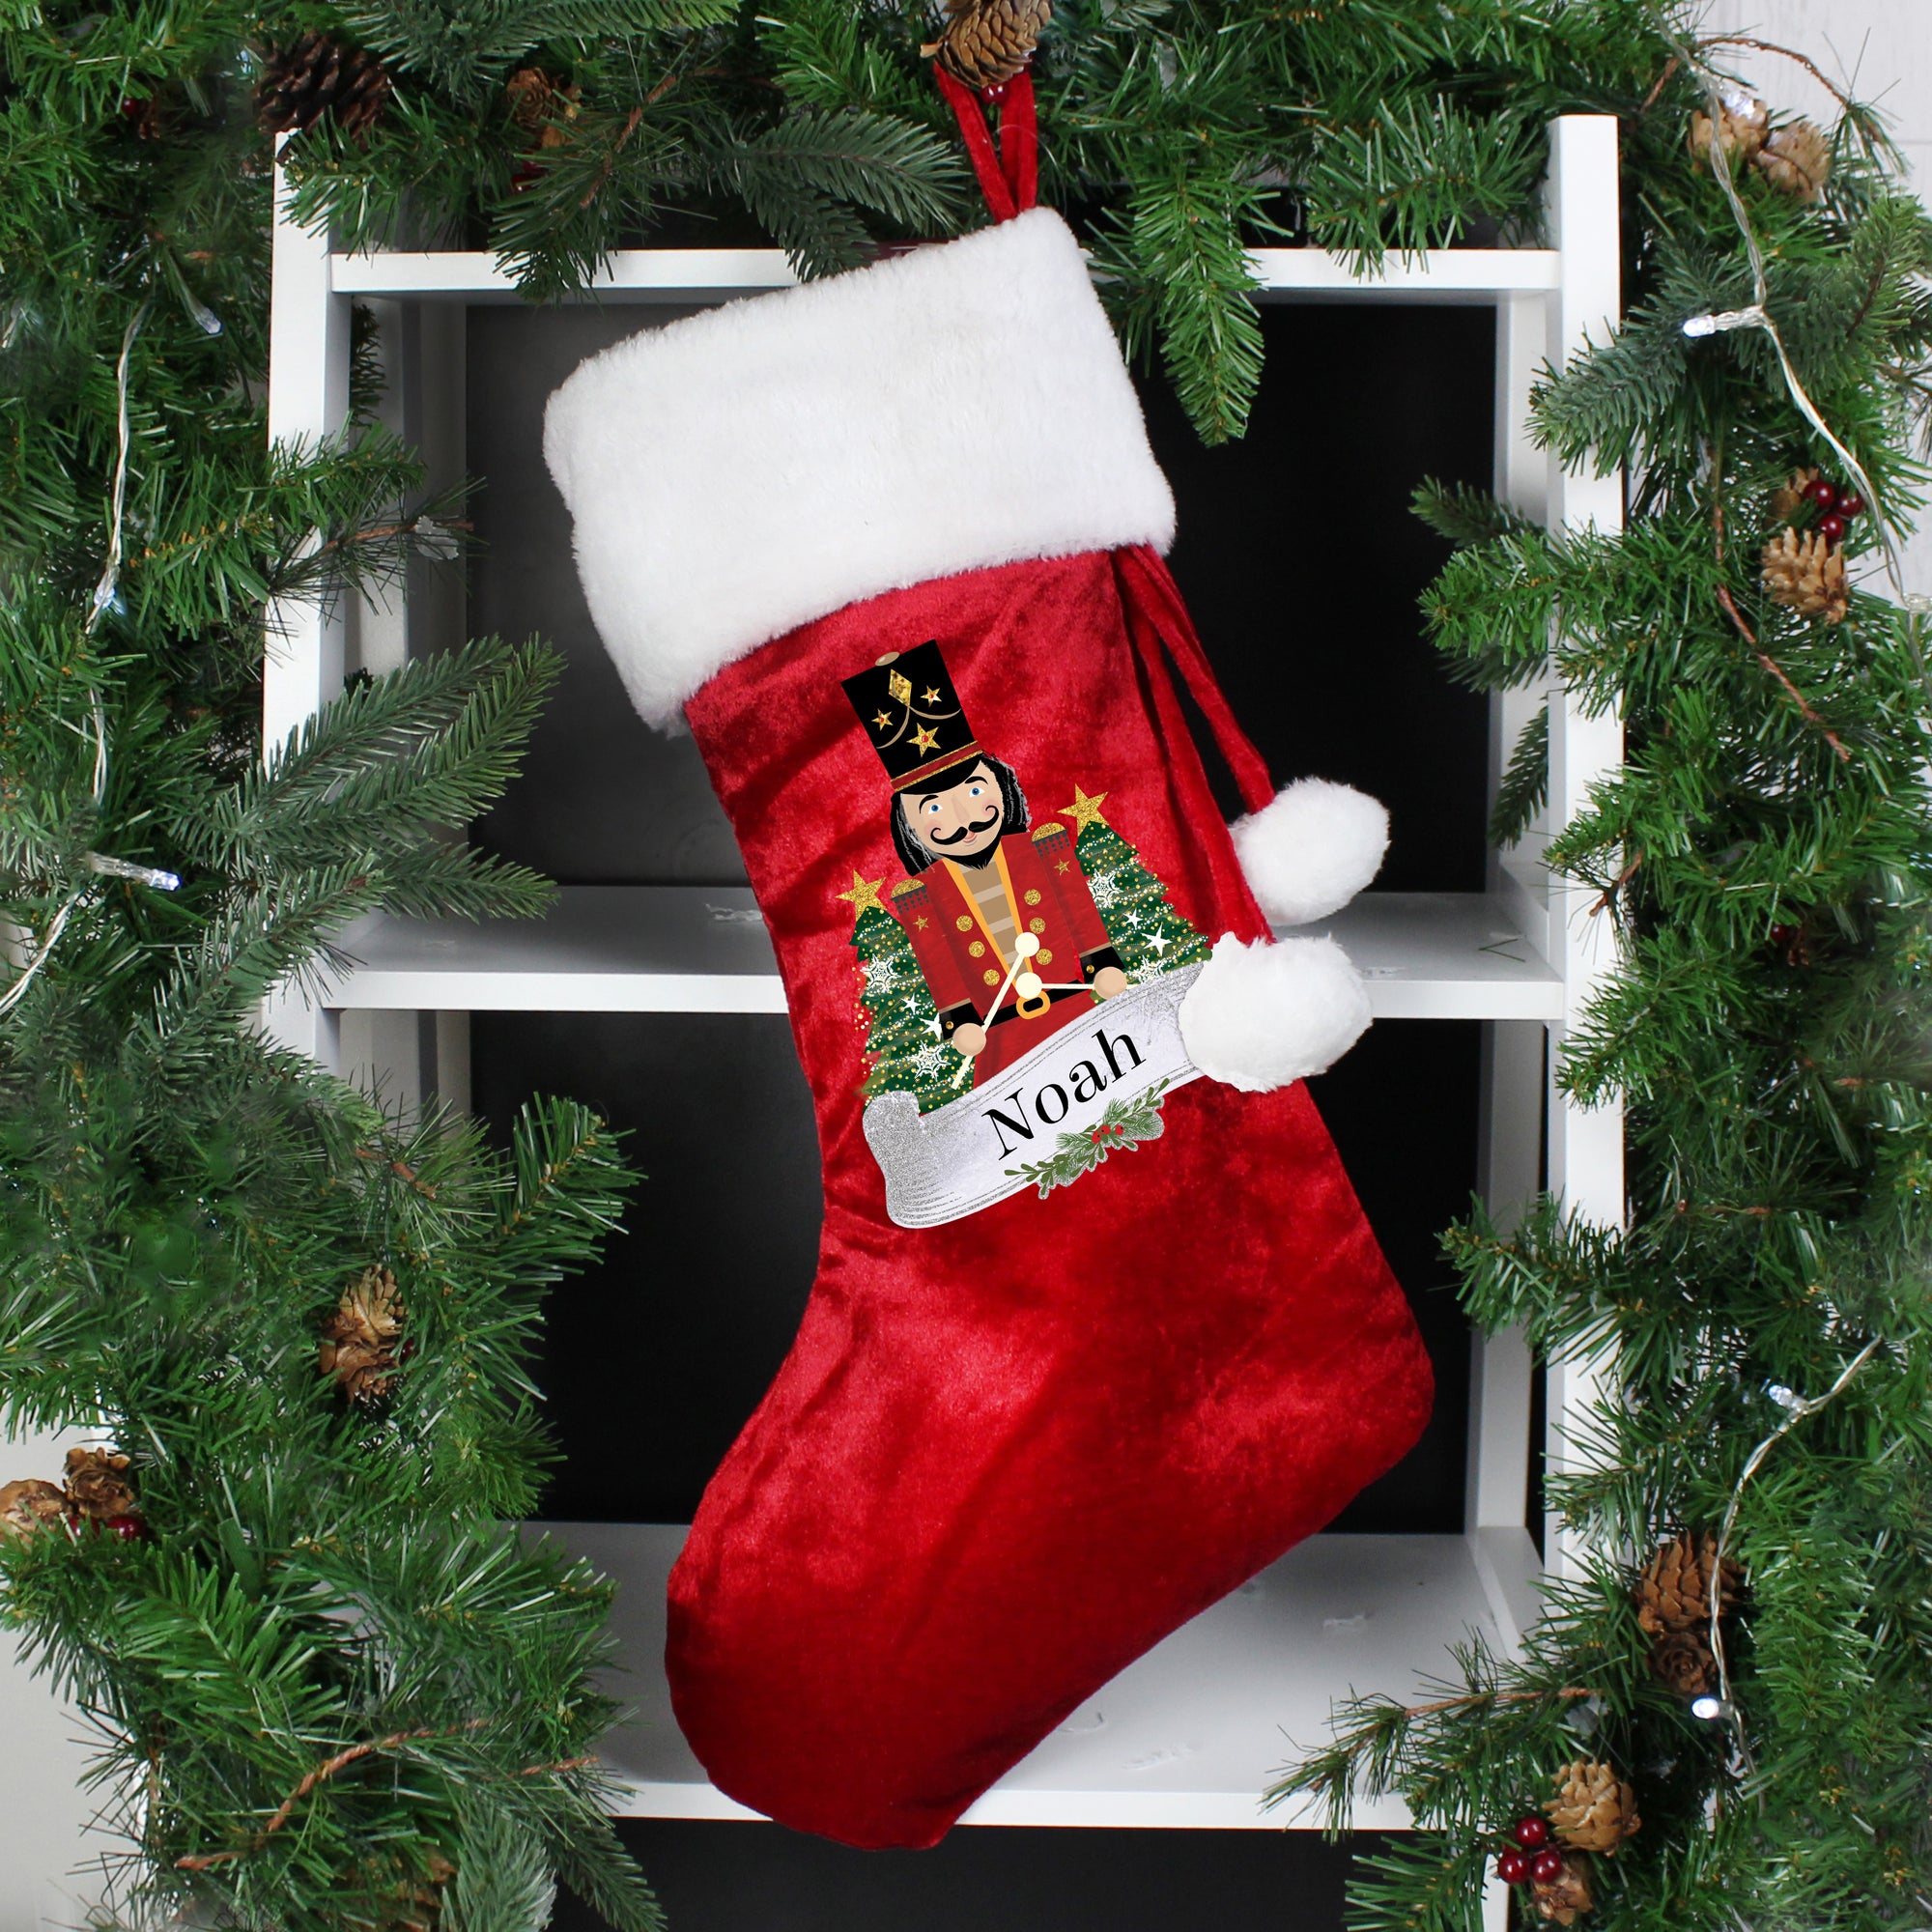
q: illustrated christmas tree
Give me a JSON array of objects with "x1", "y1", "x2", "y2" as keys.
[
  {"x1": 844, "y1": 872, "x2": 975, "y2": 1115},
  {"x1": 1060, "y1": 785, "x2": 1210, "y2": 980}
]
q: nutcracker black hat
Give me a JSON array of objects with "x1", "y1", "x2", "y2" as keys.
[{"x1": 843, "y1": 639, "x2": 984, "y2": 791}]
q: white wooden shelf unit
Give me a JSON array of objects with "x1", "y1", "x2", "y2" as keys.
[{"x1": 265, "y1": 115, "x2": 1623, "y2": 1837}]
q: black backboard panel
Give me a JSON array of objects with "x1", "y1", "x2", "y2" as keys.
[
  {"x1": 1142, "y1": 302, "x2": 1494, "y2": 891},
  {"x1": 548, "y1": 1820, "x2": 1397, "y2": 1932}
]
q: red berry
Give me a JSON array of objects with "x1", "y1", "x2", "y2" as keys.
[
  {"x1": 103, "y1": 1513, "x2": 147, "y2": 1542},
  {"x1": 1837, "y1": 492, "x2": 1864, "y2": 519},
  {"x1": 1513, "y1": 1816, "x2": 1551, "y2": 1850},
  {"x1": 1803, "y1": 478, "x2": 1839, "y2": 512},
  {"x1": 1531, "y1": 1849, "x2": 1566, "y2": 1885},
  {"x1": 1495, "y1": 1850, "x2": 1532, "y2": 1886},
  {"x1": 1817, "y1": 514, "x2": 1848, "y2": 546},
  {"x1": 1090, "y1": 1132, "x2": 1103, "y2": 1146},
  {"x1": 980, "y1": 81, "x2": 1009, "y2": 105}
]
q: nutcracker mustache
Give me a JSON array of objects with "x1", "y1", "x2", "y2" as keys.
[
  {"x1": 928, "y1": 810, "x2": 1001, "y2": 847},
  {"x1": 891, "y1": 753, "x2": 1031, "y2": 875}
]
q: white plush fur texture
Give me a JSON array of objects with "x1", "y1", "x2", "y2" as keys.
[
  {"x1": 544, "y1": 210, "x2": 1177, "y2": 728},
  {"x1": 1231, "y1": 780, "x2": 1389, "y2": 926},
  {"x1": 1179, "y1": 933, "x2": 1372, "y2": 1092}
]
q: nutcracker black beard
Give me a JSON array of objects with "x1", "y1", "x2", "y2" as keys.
[{"x1": 890, "y1": 753, "x2": 1030, "y2": 875}]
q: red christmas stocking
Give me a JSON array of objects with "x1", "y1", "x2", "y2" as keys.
[{"x1": 544, "y1": 155, "x2": 1433, "y2": 1849}]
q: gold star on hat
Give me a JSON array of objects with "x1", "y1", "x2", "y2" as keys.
[{"x1": 841, "y1": 639, "x2": 980, "y2": 791}]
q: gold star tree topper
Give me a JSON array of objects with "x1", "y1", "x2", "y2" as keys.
[
  {"x1": 1060, "y1": 784, "x2": 1109, "y2": 832},
  {"x1": 838, "y1": 870, "x2": 886, "y2": 918}
]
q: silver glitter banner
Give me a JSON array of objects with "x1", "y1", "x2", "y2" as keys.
[{"x1": 862, "y1": 962, "x2": 1207, "y2": 1229}]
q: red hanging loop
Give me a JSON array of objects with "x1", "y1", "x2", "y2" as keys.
[
  {"x1": 933, "y1": 63, "x2": 1037, "y2": 223},
  {"x1": 998, "y1": 67, "x2": 1038, "y2": 213}
]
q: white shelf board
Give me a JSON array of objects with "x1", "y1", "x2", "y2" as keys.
[
  {"x1": 537, "y1": 1521, "x2": 1532, "y2": 1832},
  {"x1": 1249, "y1": 248, "x2": 1559, "y2": 298},
  {"x1": 330, "y1": 246, "x2": 1559, "y2": 304},
  {"x1": 319, "y1": 887, "x2": 1559, "y2": 1020},
  {"x1": 323, "y1": 886, "x2": 786, "y2": 1013},
  {"x1": 1285, "y1": 891, "x2": 1562, "y2": 1020},
  {"x1": 331, "y1": 248, "x2": 798, "y2": 301}
]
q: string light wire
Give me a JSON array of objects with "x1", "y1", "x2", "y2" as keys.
[
  {"x1": 1700, "y1": 1341, "x2": 1882, "y2": 1777},
  {"x1": 0, "y1": 299, "x2": 175, "y2": 1023},
  {"x1": 1674, "y1": 46, "x2": 1932, "y2": 639}
]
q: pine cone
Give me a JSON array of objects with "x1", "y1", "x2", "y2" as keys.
[
  {"x1": 384, "y1": 1849, "x2": 457, "y2": 1932},
  {"x1": 1634, "y1": 1530, "x2": 1741, "y2": 1635},
  {"x1": 503, "y1": 67, "x2": 582, "y2": 150},
  {"x1": 1755, "y1": 120, "x2": 1832, "y2": 202},
  {"x1": 1688, "y1": 94, "x2": 1769, "y2": 167},
  {"x1": 320, "y1": 1264, "x2": 406, "y2": 1405},
  {"x1": 0, "y1": 1478, "x2": 70, "y2": 1540},
  {"x1": 118, "y1": 94, "x2": 170, "y2": 141},
  {"x1": 1548, "y1": 1760, "x2": 1640, "y2": 1854},
  {"x1": 1649, "y1": 1629, "x2": 1717, "y2": 1697},
  {"x1": 1531, "y1": 1850, "x2": 1596, "y2": 1925},
  {"x1": 1769, "y1": 466, "x2": 1823, "y2": 524},
  {"x1": 337, "y1": 1847, "x2": 457, "y2": 1932},
  {"x1": 923, "y1": 0, "x2": 1052, "y2": 88},
  {"x1": 1762, "y1": 527, "x2": 1848, "y2": 625},
  {"x1": 256, "y1": 31, "x2": 391, "y2": 141},
  {"x1": 64, "y1": 1447, "x2": 136, "y2": 1522}
]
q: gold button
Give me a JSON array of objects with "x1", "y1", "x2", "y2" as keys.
[
  {"x1": 968, "y1": 940, "x2": 985, "y2": 957},
  {"x1": 982, "y1": 968, "x2": 1001, "y2": 986},
  {"x1": 1029, "y1": 918, "x2": 1045, "y2": 934},
  {"x1": 1037, "y1": 949, "x2": 1054, "y2": 966},
  {"x1": 1024, "y1": 889, "x2": 1041, "y2": 906},
  {"x1": 955, "y1": 915, "x2": 974, "y2": 932}
]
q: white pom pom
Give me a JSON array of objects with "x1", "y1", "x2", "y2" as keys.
[
  {"x1": 1231, "y1": 779, "x2": 1389, "y2": 926},
  {"x1": 1179, "y1": 933, "x2": 1372, "y2": 1092}
]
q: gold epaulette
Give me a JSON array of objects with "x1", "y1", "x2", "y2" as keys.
[
  {"x1": 891, "y1": 878, "x2": 925, "y2": 898},
  {"x1": 1032, "y1": 823, "x2": 1068, "y2": 842}
]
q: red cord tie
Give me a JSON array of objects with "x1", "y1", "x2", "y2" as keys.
[{"x1": 1117, "y1": 547, "x2": 1276, "y2": 816}]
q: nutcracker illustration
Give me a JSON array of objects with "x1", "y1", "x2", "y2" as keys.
[{"x1": 842, "y1": 640, "x2": 1132, "y2": 1088}]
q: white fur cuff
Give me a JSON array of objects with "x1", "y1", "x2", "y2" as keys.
[
  {"x1": 544, "y1": 210, "x2": 1176, "y2": 729},
  {"x1": 1178, "y1": 933, "x2": 1372, "y2": 1092},
  {"x1": 1231, "y1": 780, "x2": 1389, "y2": 926}
]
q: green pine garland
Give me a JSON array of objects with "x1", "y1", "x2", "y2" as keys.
[{"x1": 7, "y1": 1, "x2": 1932, "y2": 1926}]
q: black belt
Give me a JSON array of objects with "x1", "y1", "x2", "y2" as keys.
[{"x1": 986, "y1": 984, "x2": 1089, "y2": 1030}]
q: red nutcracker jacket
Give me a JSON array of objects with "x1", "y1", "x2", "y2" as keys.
[{"x1": 889, "y1": 820, "x2": 1124, "y2": 1088}]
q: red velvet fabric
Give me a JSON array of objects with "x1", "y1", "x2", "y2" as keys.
[{"x1": 672, "y1": 546, "x2": 1433, "y2": 1848}]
